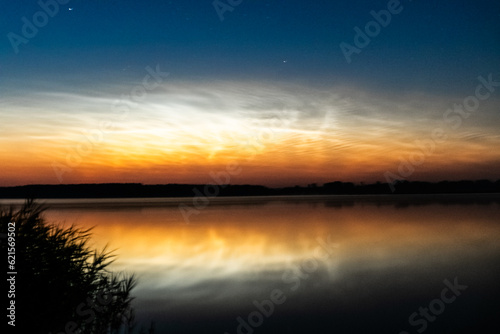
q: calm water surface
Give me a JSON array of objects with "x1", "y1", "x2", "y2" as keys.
[{"x1": 3, "y1": 195, "x2": 500, "y2": 333}]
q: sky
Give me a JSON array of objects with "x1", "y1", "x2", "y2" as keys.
[{"x1": 1, "y1": 0, "x2": 500, "y2": 187}]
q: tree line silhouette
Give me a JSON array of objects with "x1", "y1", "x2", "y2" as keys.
[{"x1": 0, "y1": 180, "x2": 499, "y2": 198}]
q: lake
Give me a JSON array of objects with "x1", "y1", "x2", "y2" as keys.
[{"x1": 2, "y1": 194, "x2": 500, "y2": 333}]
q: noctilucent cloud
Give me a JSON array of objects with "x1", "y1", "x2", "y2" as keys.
[{"x1": 1, "y1": 0, "x2": 499, "y2": 186}]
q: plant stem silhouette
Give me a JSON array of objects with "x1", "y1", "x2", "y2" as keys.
[{"x1": 0, "y1": 199, "x2": 142, "y2": 333}]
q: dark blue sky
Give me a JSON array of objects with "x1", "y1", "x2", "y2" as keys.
[{"x1": 2, "y1": 0, "x2": 499, "y2": 94}]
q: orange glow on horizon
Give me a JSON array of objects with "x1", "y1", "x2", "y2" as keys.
[{"x1": 2, "y1": 82, "x2": 500, "y2": 186}]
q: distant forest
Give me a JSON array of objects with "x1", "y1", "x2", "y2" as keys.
[{"x1": 0, "y1": 180, "x2": 499, "y2": 198}]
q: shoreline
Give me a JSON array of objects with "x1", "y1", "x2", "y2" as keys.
[{"x1": 1, "y1": 193, "x2": 499, "y2": 208}]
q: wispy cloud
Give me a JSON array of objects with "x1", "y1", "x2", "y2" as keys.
[{"x1": 1, "y1": 80, "x2": 499, "y2": 186}]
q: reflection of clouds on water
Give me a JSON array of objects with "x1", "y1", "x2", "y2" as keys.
[
  {"x1": 31, "y1": 197, "x2": 500, "y2": 333},
  {"x1": 38, "y1": 197, "x2": 500, "y2": 295}
]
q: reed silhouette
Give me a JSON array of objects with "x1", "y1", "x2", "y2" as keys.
[{"x1": 0, "y1": 199, "x2": 154, "y2": 334}]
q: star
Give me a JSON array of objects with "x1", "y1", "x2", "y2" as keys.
[{"x1": 68, "y1": 8, "x2": 73, "y2": 11}]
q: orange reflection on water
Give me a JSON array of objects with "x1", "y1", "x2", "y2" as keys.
[{"x1": 38, "y1": 197, "x2": 500, "y2": 294}]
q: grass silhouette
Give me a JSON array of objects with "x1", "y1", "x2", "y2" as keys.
[{"x1": 0, "y1": 199, "x2": 154, "y2": 334}]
